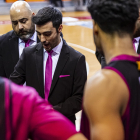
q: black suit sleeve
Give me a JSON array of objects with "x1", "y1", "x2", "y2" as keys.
[
  {"x1": 10, "y1": 49, "x2": 26, "y2": 84},
  {"x1": 53, "y1": 55, "x2": 87, "y2": 117},
  {"x1": 0, "y1": 37, "x2": 6, "y2": 77},
  {"x1": 0, "y1": 49, "x2": 6, "y2": 77}
]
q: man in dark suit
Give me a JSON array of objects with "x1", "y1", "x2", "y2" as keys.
[
  {"x1": 10, "y1": 6, "x2": 87, "y2": 124},
  {"x1": 0, "y1": 1, "x2": 39, "y2": 78}
]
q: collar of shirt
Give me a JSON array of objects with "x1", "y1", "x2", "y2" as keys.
[
  {"x1": 19, "y1": 31, "x2": 37, "y2": 44},
  {"x1": 134, "y1": 36, "x2": 140, "y2": 43},
  {"x1": 44, "y1": 37, "x2": 63, "y2": 55}
]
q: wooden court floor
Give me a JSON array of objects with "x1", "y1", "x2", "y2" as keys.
[{"x1": 0, "y1": 11, "x2": 101, "y2": 130}]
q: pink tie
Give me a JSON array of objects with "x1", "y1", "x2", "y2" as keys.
[
  {"x1": 133, "y1": 39, "x2": 137, "y2": 51},
  {"x1": 45, "y1": 50, "x2": 53, "y2": 100},
  {"x1": 24, "y1": 39, "x2": 31, "y2": 47}
]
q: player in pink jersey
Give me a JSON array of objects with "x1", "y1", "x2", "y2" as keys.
[{"x1": 0, "y1": 78, "x2": 87, "y2": 140}]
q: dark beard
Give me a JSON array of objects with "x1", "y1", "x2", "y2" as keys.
[
  {"x1": 94, "y1": 35, "x2": 104, "y2": 56},
  {"x1": 15, "y1": 30, "x2": 34, "y2": 40},
  {"x1": 14, "y1": 24, "x2": 35, "y2": 40}
]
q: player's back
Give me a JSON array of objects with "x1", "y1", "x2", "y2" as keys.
[
  {"x1": 105, "y1": 54, "x2": 140, "y2": 140},
  {"x1": 81, "y1": 54, "x2": 140, "y2": 140}
]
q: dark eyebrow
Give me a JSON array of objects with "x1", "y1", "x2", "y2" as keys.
[
  {"x1": 12, "y1": 20, "x2": 17, "y2": 23},
  {"x1": 19, "y1": 18, "x2": 28, "y2": 21},
  {"x1": 36, "y1": 31, "x2": 40, "y2": 34},
  {"x1": 12, "y1": 18, "x2": 27, "y2": 23},
  {"x1": 43, "y1": 31, "x2": 52, "y2": 34},
  {"x1": 36, "y1": 31, "x2": 52, "y2": 34}
]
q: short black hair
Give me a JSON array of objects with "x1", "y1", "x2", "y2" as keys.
[
  {"x1": 88, "y1": 0, "x2": 139, "y2": 36},
  {"x1": 32, "y1": 6, "x2": 62, "y2": 31},
  {"x1": 138, "y1": 0, "x2": 140, "y2": 7}
]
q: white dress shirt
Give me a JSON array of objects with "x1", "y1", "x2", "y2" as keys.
[
  {"x1": 43, "y1": 37, "x2": 63, "y2": 85},
  {"x1": 18, "y1": 32, "x2": 37, "y2": 57},
  {"x1": 19, "y1": 32, "x2": 37, "y2": 86},
  {"x1": 134, "y1": 36, "x2": 140, "y2": 52}
]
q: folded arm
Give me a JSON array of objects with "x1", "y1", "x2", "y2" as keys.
[
  {"x1": 0, "y1": 54, "x2": 6, "y2": 77},
  {"x1": 10, "y1": 49, "x2": 26, "y2": 85}
]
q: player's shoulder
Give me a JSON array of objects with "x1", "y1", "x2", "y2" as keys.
[
  {"x1": 85, "y1": 68, "x2": 128, "y2": 99},
  {"x1": 84, "y1": 68, "x2": 129, "y2": 117},
  {"x1": 87, "y1": 69, "x2": 117, "y2": 88},
  {"x1": 11, "y1": 81, "x2": 39, "y2": 100},
  {"x1": 2, "y1": 78, "x2": 39, "y2": 101}
]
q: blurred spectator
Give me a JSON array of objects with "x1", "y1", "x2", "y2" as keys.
[
  {"x1": 73, "y1": 0, "x2": 85, "y2": 11},
  {"x1": 50, "y1": 0, "x2": 66, "y2": 12}
]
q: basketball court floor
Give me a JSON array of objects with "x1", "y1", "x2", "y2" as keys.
[{"x1": 0, "y1": 11, "x2": 101, "y2": 131}]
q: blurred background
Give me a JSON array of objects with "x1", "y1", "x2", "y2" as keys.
[{"x1": 0, "y1": 0, "x2": 87, "y2": 14}]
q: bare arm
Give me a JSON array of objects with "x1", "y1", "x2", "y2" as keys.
[
  {"x1": 10, "y1": 49, "x2": 26, "y2": 84},
  {"x1": 68, "y1": 133, "x2": 87, "y2": 140},
  {"x1": 83, "y1": 69, "x2": 129, "y2": 140}
]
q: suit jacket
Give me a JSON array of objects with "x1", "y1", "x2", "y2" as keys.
[
  {"x1": 0, "y1": 30, "x2": 40, "y2": 78},
  {"x1": 10, "y1": 39, "x2": 87, "y2": 123}
]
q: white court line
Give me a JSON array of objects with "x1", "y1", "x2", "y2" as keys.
[
  {"x1": 86, "y1": 61, "x2": 89, "y2": 76},
  {"x1": 68, "y1": 42, "x2": 95, "y2": 131},
  {"x1": 67, "y1": 42, "x2": 95, "y2": 77},
  {"x1": 67, "y1": 42, "x2": 95, "y2": 54}
]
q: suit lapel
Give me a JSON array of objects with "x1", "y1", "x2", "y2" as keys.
[
  {"x1": 9, "y1": 32, "x2": 19, "y2": 66},
  {"x1": 9, "y1": 32, "x2": 40, "y2": 65},
  {"x1": 49, "y1": 40, "x2": 69, "y2": 96},
  {"x1": 137, "y1": 40, "x2": 140, "y2": 54},
  {"x1": 35, "y1": 43, "x2": 44, "y2": 98}
]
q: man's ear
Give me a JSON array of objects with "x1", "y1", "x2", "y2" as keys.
[
  {"x1": 93, "y1": 20, "x2": 99, "y2": 36},
  {"x1": 58, "y1": 24, "x2": 63, "y2": 33}
]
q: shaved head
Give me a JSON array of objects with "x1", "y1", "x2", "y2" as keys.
[
  {"x1": 10, "y1": 1, "x2": 32, "y2": 16},
  {"x1": 10, "y1": 1, "x2": 35, "y2": 40}
]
